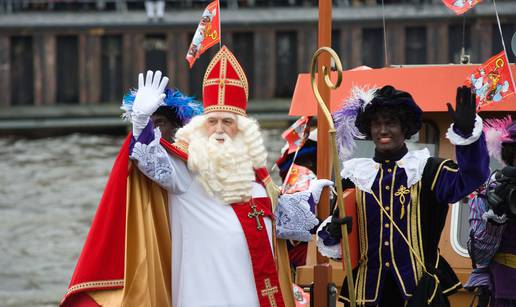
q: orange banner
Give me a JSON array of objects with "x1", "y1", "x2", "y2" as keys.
[
  {"x1": 466, "y1": 51, "x2": 515, "y2": 110},
  {"x1": 185, "y1": 0, "x2": 220, "y2": 68}
]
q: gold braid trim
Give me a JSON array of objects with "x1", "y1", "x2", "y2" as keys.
[
  {"x1": 204, "y1": 105, "x2": 247, "y2": 116},
  {"x1": 64, "y1": 279, "x2": 124, "y2": 297}
]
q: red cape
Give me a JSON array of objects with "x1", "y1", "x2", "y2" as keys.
[{"x1": 60, "y1": 135, "x2": 132, "y2": 306}]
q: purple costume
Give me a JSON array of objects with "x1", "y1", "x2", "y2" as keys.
[
  {"x1": 335, "y1": 136, "x2": 489, "y2": 306},
  {"x1": 319, "y1": 86, "x2": 490, "y2": 306}
]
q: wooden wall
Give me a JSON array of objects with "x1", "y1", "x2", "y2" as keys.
[{"x1": 0, "y1": 17, "x2": 514, "y2": 107}]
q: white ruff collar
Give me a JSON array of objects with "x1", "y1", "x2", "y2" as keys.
[{"x1": 341, "y1": 148, "x2": 430, "y2": 193}]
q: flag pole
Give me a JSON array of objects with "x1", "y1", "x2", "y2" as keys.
[
  {"x1": 218, "y1": 0, "x2": 222, "y2": 49},
  {"x1": 492, "y1": 0, "x2": 516, "y2": 91},
  {"x1": 280, "y1": 122, "x2": 310, "y2": 192}
]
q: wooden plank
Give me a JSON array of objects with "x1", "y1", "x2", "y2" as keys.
[
  {"x1": 388, "y1": 24, "x2": 405, "y2": 66},
  {"x1": 0, "y1": 36, "x2": 10, "y2": 107},
  {"x1": 298, "y1": 27, "x2": 317, "y2": 74},
  {"x1": 349, "y1": 26, "x2": 362, "y2": 68},
  {"x1": 79, "y1": 34, "x2": 101, "y2": 104},
  {"x1": 427, "y1": 22, "x2": 448, "y2": 64},
  {"x1": 473, "y1": 19, "x2": 492, "y2": 62},
  {"x1": 44, "y1": 35, "x2": 56, "y2": 105},
  {"x1": 88, "y1": 34, "x2": 101, "y2": 104},
  {"x1": 254, "y1": 29, "x2": 275, "y2": 99},
  {"x1": 122, "y1": 33, "x2": 145, "y2": 92},
  {"x1": 174, "y1": 31, "x2": 189, "y2": 92},
  {"x1": 33, "y1": 34, "x2": 44, "y2": 106}
]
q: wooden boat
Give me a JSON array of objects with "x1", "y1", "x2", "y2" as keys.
[{"x1": 290, "y1": 63, "x2": 516, "y2": 306}]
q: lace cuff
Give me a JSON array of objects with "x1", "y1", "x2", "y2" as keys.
[
  {"x1": 275, "y1": 191, "x2": 318, "y2": 242},
  {"x1": 316, "y1": 216, "x2": 342, "y2": 259},
  {"x1": 130, "y1": 128, "x2": 176, "y2": 190},
  {"x1": 446, "y1": 114, "x2": 483, "y2": 146}
]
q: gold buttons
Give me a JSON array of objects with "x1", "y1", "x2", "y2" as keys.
[
  {"x1": 385, "y1": 186, "x2": 390, "y2": 190},
  {"x1": 385, "y1": 262, "x2": 390, "y2": 267},
  {"x1": 385, "y1": 206, "x2": 390, "y2": 211},
  {"x1": 385, "y1": 223, "x2": 389, "y2": 228},
  {"x1": 384, "y1": 241, "x2": 389, "y2": 246},
  {"x1": 387, "y1": 168, "x2": 392, "y2": 173}
]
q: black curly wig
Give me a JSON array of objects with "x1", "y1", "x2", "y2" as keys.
[
  {"x1": 153, "y1": 106, "x2": 182, "y2": 128},
  {"x1": 355, "y1": 85, "x2": 422, "y2": 139}
]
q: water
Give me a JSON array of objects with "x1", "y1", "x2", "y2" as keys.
[{"x1": 0, "y1": 131, "x2": 284, "y2": 306}]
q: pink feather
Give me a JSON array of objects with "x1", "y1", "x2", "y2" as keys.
[{"x1": 483, "y1": 116, "x2": 512, "y2": 164}]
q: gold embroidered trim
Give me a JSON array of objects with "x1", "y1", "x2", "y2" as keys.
[
  {"x1": 409, "y1": 182, "x2": 424, "y2": 284},
  {"x1": 389, "y1": 166, "x2": 411, "y2": 297},
  {"x1": 395, "y1": 184, "x2": 410, "y2": 219},
  {"x1": 225, "y1": 48, "x2": 249, "y2": 98},
  {"x1": 442, "y1": 166, "x2": 459, "y2": 173},
  {"x1": 261, "y1": 175, "x2": 272, "y2": 185},
  {"x1": 217, "y1": 56, "x2": 227, "y2": 105},
  {"x1": 65, "y1": 279, "x2": 124, "y2": 296},
  {"x1": 204, "y1": 78, "x2": 245, "y2": 89},
  {"x1": 203, "y1": 79, "x2": 220, "y2": 87},
  {"x1": 202, "y1": 46, "x2": 249, "y2": 100},
  {"x1": 225, "y1": 78, "x2": 246, "y2": 89},
  {"x1": 442, "y1": 281, "x2": 462, "y2": 294},
  {"x1": 173, "y1": 140, "x2": 189, "y2": 155},
  {"x1": 204, "y1": 105, "x2": 247, "y2": 116},
  {"x1": 431, "y1": 159, "x2": 452, "y2": 191}
]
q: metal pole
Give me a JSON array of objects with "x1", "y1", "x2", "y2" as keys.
[{"x1": 311, "y1": 47, "x2": 356, "y2": 307}]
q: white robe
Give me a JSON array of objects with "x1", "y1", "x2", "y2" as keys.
[{"x1": 131, "y1": 139, "x2": 274, "y2": 307}]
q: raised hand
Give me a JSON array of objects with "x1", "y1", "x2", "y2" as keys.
[
  {"x1": 133, "y1": 70, "x2": 169, "y2": 116},
  {"x1": 446, "y1": 86, "x2": 477, "y2": 136}
]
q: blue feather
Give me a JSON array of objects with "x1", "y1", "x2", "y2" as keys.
[{"x1": 121, "y1": 88, "x2": 203, "y2": 124}]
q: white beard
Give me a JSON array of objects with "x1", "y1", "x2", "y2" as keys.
[{"x1": 188, "y1": 132, "x2": 256, "y2": 205}]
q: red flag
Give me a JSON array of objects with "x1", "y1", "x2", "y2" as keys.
[
  {"x1": 185, "y1": 0, "x2": 220, "y2": 68},
  {"x1": 466, "y1": 51, "x2": 515, "y2": 110},
  {"x1": 284, "y1": 164, "x2": 316, "y2": 194},
  {"x1": 281, "y1": 116, "x2": 310, "y2": 154},
  {"x1": 441, "y1": 0, "x2": 481, "y2": 15}
]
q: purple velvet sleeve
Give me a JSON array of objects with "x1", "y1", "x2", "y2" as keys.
[
  {"x1": 434, "y1": 133, "x2": 490, "y2": 204},
  {"x1": 129, "y1": 120, "x2": 155, "y2": 155}
]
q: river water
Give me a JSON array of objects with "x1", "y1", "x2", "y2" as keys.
[{"x1": 0, "y1": 131, "x2": 284, "y2": 306}]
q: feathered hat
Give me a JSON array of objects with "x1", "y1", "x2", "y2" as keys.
[
  {"x1": 333, "y1": 85, "x2": 422, "y2": 160},
  {"x1": 202, "y1": 46, "x2": 248, "y2": 116},
  {"x1": 121, "y1": 88, "x2": 203, "y2": 125},
  {"x1": 483, "y1": 115, "x2": 516, "y2": 164}
]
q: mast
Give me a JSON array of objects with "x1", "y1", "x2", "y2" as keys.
[{"x1": 314, "y1": 0, "x2": 332, "y2": 306}]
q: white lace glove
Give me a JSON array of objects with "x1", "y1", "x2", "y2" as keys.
[
  {"x1": 309, "y1": 179, "x2": 334, "y2": 204},
  {"x1": 132, "y1": 70, "x2": 169, "y2": 138}
]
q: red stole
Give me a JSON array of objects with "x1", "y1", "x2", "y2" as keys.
[
  {"x1": 163, "y1": 139, "x2": 286, "y2": 306},
  {"x1": 232, "y1": 198, "x2": 286, "y2": 307}
]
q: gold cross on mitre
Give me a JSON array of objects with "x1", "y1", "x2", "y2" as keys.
[
  {"x1": 202, "y1": 46, "x2": 248, "y2": 116},
  {"x1": 248, "y1": 204, "x2": 265, "y2": 230},
  {"x1": 260, "y1": 278, "x2": 278, "y2": 307}
]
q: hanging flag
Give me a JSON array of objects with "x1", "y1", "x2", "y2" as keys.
[
  {"x1": 284, "y1": 164, "x2": 316, "y2": 194},
  {"x1": 281, "y1": 116, "x2": 310, "y2": 154},
  {"x1": 185, "y1": 0, "x2": 220, "y2": 68},
  {"x1": 441, "y1": 0, "x2": 481, "y2": 15},
  {"x1": 466, "y1": 51, "x2": 515, "y2": 110}
]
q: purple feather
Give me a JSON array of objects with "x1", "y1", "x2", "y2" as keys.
[{"x1": 333, "y1": 86, "x2": 376, "y2": 160}]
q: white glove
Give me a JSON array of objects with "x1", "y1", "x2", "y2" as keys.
[
  {"x1": 132, "y1": 70, "x2": 169, "y2": 138},
  {"x1": 309, "y1": 179, "x2": 334, "y2": 204}
]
